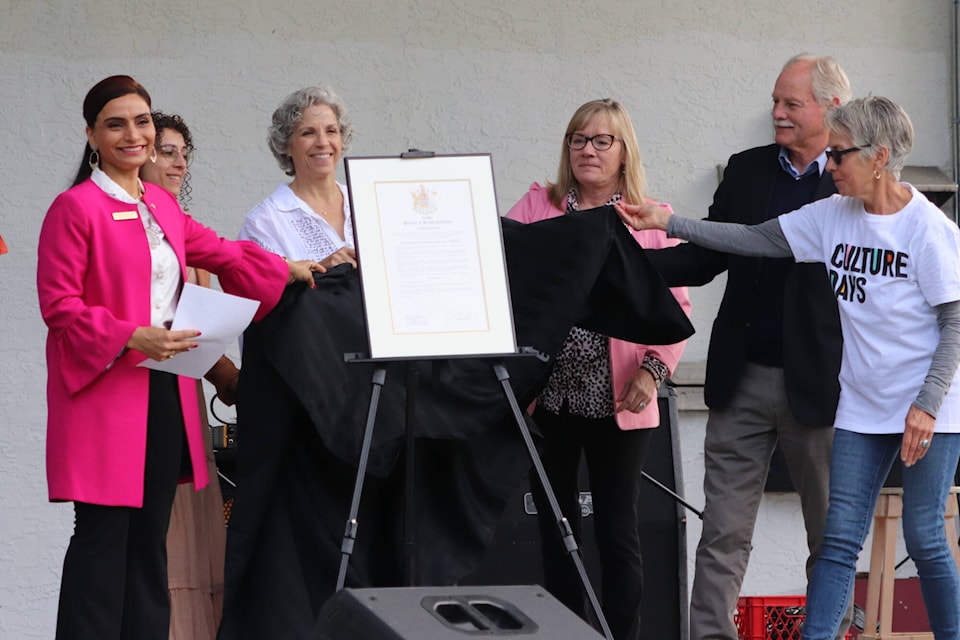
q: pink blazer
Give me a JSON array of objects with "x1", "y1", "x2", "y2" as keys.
[
  {"x1": 506, "y1": 182, "x2": 691, "y2": 429},
  {"x1": 37, "y1": 180, "x2": 288, "y2": 507}
]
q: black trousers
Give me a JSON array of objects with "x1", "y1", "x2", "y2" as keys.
[
  {"x1": 56, "y1": 371, "x2": 186, "y2": 640},
  {"x1": 531, "y1": 405, "x2": 652, "y2": 640}
]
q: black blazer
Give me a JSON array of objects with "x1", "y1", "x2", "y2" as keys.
[{"x1": 648, "y1": 144, "x2": 842, "y2": 425}]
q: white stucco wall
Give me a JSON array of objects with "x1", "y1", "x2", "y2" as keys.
[{"x1": 1, "y1": 1, "x2": 955, "y2": 637}]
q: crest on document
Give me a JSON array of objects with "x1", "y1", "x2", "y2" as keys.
[{"x1": 411, "y1": 184, "x2": 438, "y2": 215}]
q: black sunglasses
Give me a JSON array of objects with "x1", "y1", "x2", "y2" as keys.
[{"x1": 827, "y1": 144, "x2": 871, "y2": 165}]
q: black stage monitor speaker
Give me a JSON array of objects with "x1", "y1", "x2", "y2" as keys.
[{"x1": 314, "y1": 585, "x2": 605, "y2": 639}]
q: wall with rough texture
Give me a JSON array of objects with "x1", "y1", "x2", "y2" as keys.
[{"x1": 1, "y1": 1, "x2": 954, "y2": 636}]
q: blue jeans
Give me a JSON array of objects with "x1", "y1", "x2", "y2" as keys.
[{"x1": 803, "y1": 429, "x2": 960, "y2": 640}]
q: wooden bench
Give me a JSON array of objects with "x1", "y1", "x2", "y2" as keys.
[{"x1": 859, "y1": 487, "x2": 960, "y2": 639}]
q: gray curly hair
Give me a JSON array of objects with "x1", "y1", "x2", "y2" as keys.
[{"x1": 267, "y1": 85, "x2": 354, "y2": 176}]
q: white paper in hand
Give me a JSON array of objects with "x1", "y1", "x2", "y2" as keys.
[{"x1": 138, "y1": 283, "x2": 260, "y2": 378}]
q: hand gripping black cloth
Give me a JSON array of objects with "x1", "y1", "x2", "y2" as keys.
[{"x1": 216, "y1": 207, "x2": 693, "y2": 640}]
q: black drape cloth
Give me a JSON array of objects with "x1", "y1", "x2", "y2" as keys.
[{"x1": 217, "y1": 207, "x2": 694, "y2": 640}]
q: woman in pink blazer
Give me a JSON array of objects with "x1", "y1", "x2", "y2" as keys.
[
  {"x1": 37, "y1": 76, "x2": 321, "y2": 640},
  {"x1": 505, "y1": 99, "x2": 691, "y2": 640}
]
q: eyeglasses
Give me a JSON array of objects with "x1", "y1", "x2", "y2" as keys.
[
  {"x1": 827, "y1": 144, "x2": 871, "y2": 166},
  {"x1": 565, "y1": 133, "x2": 618, "y2": 151},
  {"x1": 157, "y1": 144, "x2": 192, "y2": 165}
]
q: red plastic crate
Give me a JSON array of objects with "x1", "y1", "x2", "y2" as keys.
[{"x1": 736, "y1": 596, "x2": 853, "y2": 640}]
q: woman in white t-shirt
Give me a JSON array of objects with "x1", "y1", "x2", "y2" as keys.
[
  {"x1": 239, "y1": 86, "x2": 357, "y2": 269},
  {"x1": 616, "y1": 96, "x2": 960, "y2": 640}
]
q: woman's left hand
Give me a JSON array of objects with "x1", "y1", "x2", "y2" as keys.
[
  {"x1": 205, "y1": 355, "x2": 240, "y2": 406},
  {"x1": 901, "y1": 404, "x2": 936, "y2": 467},
  {"x1": 287, "y1": 259, "x2": 325, "y2": 288},
  {"x1": 127, "y1": 326, "x2": 200, "y2": 361},
  {"x1": 616, "y1": 368, "x2": 657, "y2": 413}
]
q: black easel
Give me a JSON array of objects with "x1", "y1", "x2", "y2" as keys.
[
  {"x1": 335, "y1": 149, "x2": 612, "y2": 639},
  {"x1": 334, "y1": 351, "x2": 614, "y2": 640},
  {"x1": 492, "y1": 360, "x2": 613, "y2": 640}
]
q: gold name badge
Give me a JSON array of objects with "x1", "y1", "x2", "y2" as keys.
[{"x1": 112, "y1": 211, "x2": 138, "y2": 221}]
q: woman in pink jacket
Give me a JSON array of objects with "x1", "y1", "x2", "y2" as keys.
[
  {"x1": 37, "y1": 75, "x2": 321, "y2": 640},
  {"x1": 506, "y1": 98, "x2": 691, "y2": 640}
]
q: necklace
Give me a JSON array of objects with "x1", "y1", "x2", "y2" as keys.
[
  {"x1": 127, "y1": 181, "x2": 162, "y2": 249},
  {"x1": 291, "y1": 183, "x2": 340, "y2": 219},
  {"x1": 314, "y1": 192, "x2": 342, "y2": 218}
]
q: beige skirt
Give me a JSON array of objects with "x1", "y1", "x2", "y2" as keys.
[{"x1": 166, "y1": 379, "x2": 226, "y2": 640}]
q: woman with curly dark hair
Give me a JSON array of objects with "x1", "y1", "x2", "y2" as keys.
[
  {"x1": 141, "y1": 111, "x2": 239, "y2": 401},
  {"x1": 140, "y1": 110, "x2": 239, "y2": 639},
  {"x1": 140, "y1": 111, "x2": 195, "y2": 210}
]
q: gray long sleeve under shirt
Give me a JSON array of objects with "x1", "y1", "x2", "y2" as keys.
[{"x1": 667, "y1": 215, "x2": 960, "y2": 418}]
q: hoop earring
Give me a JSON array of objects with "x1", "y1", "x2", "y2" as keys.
[
  {"x1": 88, "y1": 148, "x2": 100, "y2": 171},
  {"x1": 149, "y1": 148, "x2": 157, "y2": 163},
  {"x1": 874, "y1": 168, "x2": 882, "y2": 180}
]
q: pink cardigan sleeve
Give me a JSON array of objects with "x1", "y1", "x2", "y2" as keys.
[
  {"x1": 37, "y1": 192, "x2": 142, "y2": 394},
  {"x1": 37, "y1": 187, "x2": 288, "y2": 395},
  {"x1": 179, "y1": 211, "x2": 287, "y2": 322},
  {"x1": 505, "y1": 183, "x2": 564, "y2": 223}
]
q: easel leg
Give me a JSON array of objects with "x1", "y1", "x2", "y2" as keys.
[
  {"x1": 492, "y1": 363, "x2": 614, "y2": 640},
  {"x1": 335, "y1": 366, "x2": 388, "y2": 592},
  {"x1": 402, "y1": 365, "x2": 419, "y2": 585}
]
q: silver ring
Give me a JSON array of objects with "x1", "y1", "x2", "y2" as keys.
[
  {"x1": 920, "y1": 439, "x2": 931, "y2": 448},
  {"x1": 638, "y1": 402, "x2": 646, "y2": 409}
]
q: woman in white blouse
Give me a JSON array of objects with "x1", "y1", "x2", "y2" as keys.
[{"x1": 239, "y1": 86, "x2": 357, "y2": 269}]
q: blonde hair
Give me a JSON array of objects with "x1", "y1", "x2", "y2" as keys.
[{"x1": 546, "y1": 98, "x2": 648, "y2": 209}]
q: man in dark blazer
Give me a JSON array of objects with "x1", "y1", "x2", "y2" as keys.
[{"x1": 647, "y1": 54, "x2": 851, "y2": 640}]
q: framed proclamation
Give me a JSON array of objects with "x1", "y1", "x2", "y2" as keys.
[{"x1": 345, "y1": 153, "x2": 517, "y2": 360}]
